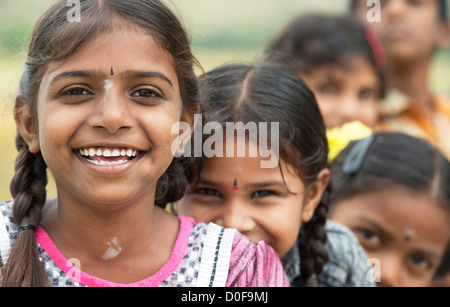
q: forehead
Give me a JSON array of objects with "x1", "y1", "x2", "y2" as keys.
[
  {"x1": 303, "y1": 57, "x2": 378, "y2": 83},
  {"x1": 44, "y1": 26, "x2": 176, "y2": 80},
  {"x1": 354, "y1": 0, "x2": 443, "y2": 14},
  {"x1": 199, "y1": 139, "x2": 301, "y2": 184},
  {"x1": 336, "y1": 188, "x2": 450, "y2": 244}
]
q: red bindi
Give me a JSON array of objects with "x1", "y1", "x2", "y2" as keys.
[{"x1": 232, "y1": 179, "x2": 239, "y2": 191}]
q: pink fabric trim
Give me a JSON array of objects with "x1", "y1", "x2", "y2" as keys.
[
  {"x1": 35, "y1": 215, "x2": 195, "y2": 287},
  {"x1": 226, "y1": 232, "x2": 290, "y2": 287}
]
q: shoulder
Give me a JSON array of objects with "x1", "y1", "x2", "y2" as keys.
[
  {"x1": 226, "y1": 231, "x2": 289, "y2": 287},
  {"x1": 319, "y1": 220, "x2": 374, "y2": 287},
  {"x1": 0, "y1": 201, "x2": 18, "y2": 268},
  {"x1": 0, "y1": 200, "x2": 18, "y2": 241},
  {"x1": 0, "y1": 200, "x2": 13, "y2": 215},
  {"x1": 435, "y1": 96, "x2": 450, "y2": 117}
]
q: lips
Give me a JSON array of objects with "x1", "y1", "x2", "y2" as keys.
[{"x1": 385, "y1": 24, "x2": 410, "y2": 40}]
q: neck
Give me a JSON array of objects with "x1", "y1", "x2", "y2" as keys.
[
  {"x1": 40, "y1": 191, "x2": 179, "y2": 283},
  {"x1": 42, "y1": 195, "x2": 155, "y2": 254},
  {"x1": 388, "y1": 56, "x2": 436, "y2": 117}
]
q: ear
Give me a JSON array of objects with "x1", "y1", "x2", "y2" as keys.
[
  {"x1": 301, "y1": 168, "x2": 330, "y2": 223},
  {"x1": 14, "y1": 96, "x2": 40, "y2": 153},
  {"x1": 175, "y1": 105, "x2": 200, "y2": 156}
]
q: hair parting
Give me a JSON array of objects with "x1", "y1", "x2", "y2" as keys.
[{"x1": 190, "y1": 61, "x2": 330, "y2": 285}]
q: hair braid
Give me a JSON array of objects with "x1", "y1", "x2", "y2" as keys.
[
  {"x1": 155, "y1": 157, "x2": 189, "y2": 209},
  {"x1": 1, "y1": 134, "x2": 49, "y2": 287},
  {"x1": 297, "y1": 182, "x2": 331, "y2": 286}
]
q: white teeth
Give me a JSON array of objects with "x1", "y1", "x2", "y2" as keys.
[
  {"x1": 112, "y1": 149, "x2": 120, "y2": 157},
  {"x1": 79, "y1": 147, "x2": 139, "y2": 158},
  {"x1": 85, "y1": 159, "x2": 129, "y2": 166}
]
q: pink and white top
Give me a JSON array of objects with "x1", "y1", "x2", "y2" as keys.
[{"x1": 0, "y1": 201, "x2": 288, "y2": 287}]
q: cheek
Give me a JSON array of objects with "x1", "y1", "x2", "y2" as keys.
[
  {"x1": 360, "y1": 103, "x2": 379, "y2": 126},
  {"x1": 177, "y1": 196, "x2": 215, "y2": 221},
  {"x1": 264, "y1": 202, "x2": 303, "y2": 256},
  {"x1": 37, "y1": 107, "x2": 81, "y2": 160},
  {"x1": 140, "y1": 112, "x2": 180, "y2": 163},
  {"x1": 315, "y1": 97, "x2": 337, "y2": 119}
]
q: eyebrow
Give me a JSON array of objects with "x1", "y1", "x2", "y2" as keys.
[
  {"x1": 357, "y1": 216, "x2": 441, "y2": 259},
  {"x1": 121, "y1": 70, "x2": 173, "y2": 88},
  {"x1": 197, "y1": 178, "x2": 285, "y2": 190},
  {"x1": 49, "y1": 69, "x2": 173, "y2": 88},
  {"x1": 50, "y1": 70, "x2": 95, "y2": 86},
  {"x1": 197, "y1": 178, "x2": 224, "y2": 189},
  {"x1": 357, "y1": 216, "x2": 394, "y2": 241},
  {"x1": 248, "y1": 181, "x2": 285, "y2": 190}
]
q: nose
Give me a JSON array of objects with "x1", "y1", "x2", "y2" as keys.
[
  {"x1": 214, "y1": 202, "x2": 256, "y2": 234},
  {"x1": 383, "y1": 0, "x2": 407, "y2": 18},
  {"x1": 89, "y1": 83, "x2": 133, "y2": 133},
  {"x1": 337, "y1": 94, "x2": 360, "y2": 125},
  {"x1": 378, "y1": 254, "x2": 404, "y2": 287}
]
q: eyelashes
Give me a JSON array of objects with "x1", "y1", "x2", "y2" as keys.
[
  {"x1": 61, "y1": 87, "x2": 92, "y2": 96},
  {"x1": 57, "y1": 85, "x2": 166, "y2": 103},
  {"x1": 192, "y1": 187, "x2": 279, "y2": 199},
  {"x1": 130, "y1": 88, "x2": 164, "y2": 99}
]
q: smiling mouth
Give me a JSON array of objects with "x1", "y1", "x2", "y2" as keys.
[{"x1": 78, "y1": 147, "x2": 141, "y2": 166}]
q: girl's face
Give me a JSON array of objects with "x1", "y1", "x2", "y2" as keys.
[
  {"x1": 177, "y1": 140, "x2": 329, "y2": 257},
  {"x1": 330, "y1": 188, "x2": 450, "y2": 287},
  {"x1": 301, "y1": 56, "x2": 380, "y2": 129},
  {"x1": 27, "y1": 27, "x2": 188, "y2": 209},
  {"x1": 356, "y1": 0, "x2": 449, "y2": 63}
]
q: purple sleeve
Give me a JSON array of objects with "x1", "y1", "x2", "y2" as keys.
[{"x1": 225, "y1": 232, "x2": 290, "y2": 287}]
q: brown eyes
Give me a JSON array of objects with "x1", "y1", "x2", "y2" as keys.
[
  {"x1": 131, "y1": 88, "x2": 163, "y2": 99},
  {"x1": 59, "y1": 87, "x2": 164, "y2": 102},
  {"x1": 61, "y1": 88, "x2": 91, "y2": 96}
]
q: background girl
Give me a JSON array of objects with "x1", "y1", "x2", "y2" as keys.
[
  {"x1": 266, "y1": 14, "x2": 385, "y2": 130},
  {"x1": 351, "y1": 0, "x2": 450, "y2": 160},
  {"x1": 0, "y1": 0, "x2": 287, "y2": 287},
  {"x1": 176, "y1": 61, "x2": 373, "y2": 287},
  {"x1": 329, "y1": 132, "x2": 450, "y2": 287}
]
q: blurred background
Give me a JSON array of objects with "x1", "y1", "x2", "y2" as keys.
[{"x1": 1, "y1": 0, "x2": 449, "y2": 200}]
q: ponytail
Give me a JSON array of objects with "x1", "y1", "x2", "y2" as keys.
[{"x1": 1, "y1": 134, "x2": 49, "y2": 287}]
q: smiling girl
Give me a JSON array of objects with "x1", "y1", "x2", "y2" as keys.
[
  {"x1": 0, "y1": 0, "x2": 287, "y2": 287},
  {"x1": 176, "y1": 62, "x2": 373, "y2": 287}
]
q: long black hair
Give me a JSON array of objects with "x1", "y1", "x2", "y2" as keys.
[
  {"x1": 3, "y1": 0, "x2": 200, "y2": 287},
  {"x1": 187, "y1": 61, "x2": 331, "y2": 285},
  {"x1": 270, "y1": 15, "x2": 384, "y2": 73}
]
